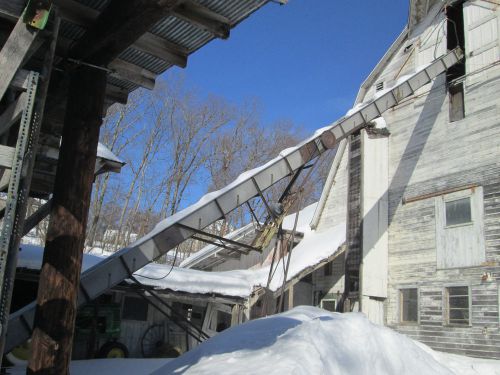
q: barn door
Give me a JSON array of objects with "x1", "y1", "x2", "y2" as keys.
[{"x1": 463, "y1": 0, "x2": 500, "y2": 84}]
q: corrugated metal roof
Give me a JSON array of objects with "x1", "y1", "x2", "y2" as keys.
[
  {"x1": 150, "y1": 15, "x2": 213, "y2": 52},
  {"x1": 119, "y1": 47, "x2": 173, "y2": 75},
  {"x1": 69, "y1": 0, "x2": 270, "y2": 98},
  {"x1": 76, "y1": 0, "x2": 110, "y2": 11}
]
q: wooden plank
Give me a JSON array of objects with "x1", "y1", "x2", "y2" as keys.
[
  {"x1": 0, "y1": 92, "x2": 26, "y2": 136},
  {"x1": 0, "y1": 0, "x2": 24, "y2": 22},
  {"x1": 10, "y1": 69, "x2": 30, "y2": 91},
  {"x1": 0, "y1": 16, "x2": 40, "y2": 100},
  {"x1": 0, "y1": 145, "x2": 14, "y2": 169},
  {"x1": 109, "y1": 59, "x2": 156, "y2": 90},
  {"x1": 172, "y1": 0, "x2": 230, "y2": 39},
  {"x1": 134, "y1": 33, "x2": 187, "y2": 68}
]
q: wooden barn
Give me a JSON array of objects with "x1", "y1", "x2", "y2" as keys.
[{"x1": 312, "y1": 0, "x2": 500, "y2": 360}]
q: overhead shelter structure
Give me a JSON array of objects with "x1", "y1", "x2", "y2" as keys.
[{"x1": 0, "y1": 0, "x2": 271, "y2": 370}]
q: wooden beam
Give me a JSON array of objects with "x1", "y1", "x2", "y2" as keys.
[
  {"x1": 172, "y1": 0, "x2": 230, "y2": 39},
  {"x1": 69, "y1": 0, "x2": 179, "y2": 66},
  {"x1": 134, "y1": 32, "x2": 187, "y2": 68},
  {"x1": 53, "y1": 0, "x2": 188, "y2": 68},
  {"x1": 105, "y1": 84, "x2": 129, "y2": 105},
  {"x1": 0, "y1": 145, "x2": 14, "y2": 169},
  {"x1": 22, "y1": 199, "x2": 52, "y2": 237},
  {"x1": 108, "y1": 59, "x2": 156, "y2": 90},
  {"x1": 10, "y1": 69, "x2": 31, "y2": 91},
  {"x1": 0, "y1": 92, "x2": 26, "y2": 136},
  {"x1": 28, "y1": 65, "x2": 107, "y2": 374},
  {"x1": 0, "y1": 15, "x2": 40, "y2": 101},
  {"x1": 0, "y1": 0, "x2": 24, "y2": 22}
]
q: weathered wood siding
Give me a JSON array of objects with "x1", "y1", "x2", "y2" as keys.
[
  {"x1": 316, "y1": 145, "x2": 349, "y2": 232},
  {"x1": 358, "y1": 0, "x2": 500, "y2": 359},
  {"x1": 311, "y1": 254, "x2": 345, "y2": 307}
]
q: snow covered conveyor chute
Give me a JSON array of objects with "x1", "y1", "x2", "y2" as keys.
[{"x1": 5, "y1": 48, "x2": 463, "y2": 352}]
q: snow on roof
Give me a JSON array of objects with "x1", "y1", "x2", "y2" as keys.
[
  {"x1": 152, "y1": 306, "x2": 500, "y2": 375},
  {"x1": 281, "y1": 201, "x2": 318, "y2": 233},
  {"x1": 181, "y1": 201, "x2": 319, "y2": 269},
  {"x1": 17, "y1": 244, "x2": 104, "y2": 273},
  {"x1": 18, "y1": 222, "x2": 345, "y2": 299},
  {"x1": 134, "y1": 222, "x2": 346, "y2": 296},
  {"x1": 179, "y1": 222, "x2": 256, "y2": 269},
  {"x1": 96, "y1": 143, "x2": 124, "y2": 165}
]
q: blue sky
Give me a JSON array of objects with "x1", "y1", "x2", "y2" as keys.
[{"x1": 162, "y1": 0, "x2": 409, "y2": 132}]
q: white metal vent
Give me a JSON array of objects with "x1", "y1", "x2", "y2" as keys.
[{"x1": 376, "y1": 81, "x2": 384, "y2": 92}]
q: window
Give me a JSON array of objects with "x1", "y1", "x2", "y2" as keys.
[
  {"x1": 400, "y1": 288, "x2": 418, "y2": 323},
  {"x1": 320, "y1": 298, "x2": 336, "y2": 312},
  {"x1": 122, "y1": 296, "x2": 148, "y2": 321},
  {"x1": 446, "y1": 286, "x2": 470, "y2": 326},
  {"x1": 445, "y1": 197, "x2": 472, "y2": 226}
]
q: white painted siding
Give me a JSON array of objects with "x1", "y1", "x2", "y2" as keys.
[
  {"x1": 361, "y1": 129, "x2": 389, "y2": 299},
  {"x1": 435, "y1": 187, "x2": 486, "y2": 269},
  {"x1": 464, "y1": 0, "x2": 500, "y2": 84}
]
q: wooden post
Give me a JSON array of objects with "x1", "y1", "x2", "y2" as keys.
[{"x1": 27, "y1": 65, "x2": 107, "y2": 374}]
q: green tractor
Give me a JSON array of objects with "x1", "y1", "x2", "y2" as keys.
[{"x1": 7, "y1": 302, "x2": 128, "y2": 365}]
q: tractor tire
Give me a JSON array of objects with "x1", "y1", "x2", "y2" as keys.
[{"x1": 97, "y1": 341, "x2": 129, "y2": 359}]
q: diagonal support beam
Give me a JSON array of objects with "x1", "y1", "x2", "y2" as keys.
[
  {"x1": 191, "y1": 234, "x2": 248, "y2": 255},
  {"x1": 21, "y1": 199, "x2": 52, "y2": 237},
  {"x1": 177, "y1": 223, "x2": 261, "y2": 253},
  {"x1": 0, "y1": 15, "x2": 40, "y2": 101}
]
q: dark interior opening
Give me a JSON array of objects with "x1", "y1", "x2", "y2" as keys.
[{"x1": 446, "y1": 3, "x2": 466, "y2": 122}]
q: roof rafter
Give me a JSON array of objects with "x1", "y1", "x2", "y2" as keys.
[
  {"x1": 172, "y1": 0, "x2": 230, "y2": 39},
  {"x1": 52, "y1": 0, "x2": 189, "y2": 68},
  {"x1": 68, "y1": 0, "x2": 179, "y2": 66}
]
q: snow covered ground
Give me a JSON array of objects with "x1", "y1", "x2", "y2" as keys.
[
  {"x1": 8, "y1": 307, "x2": 500, "y2": 374},
  {"x1": 151, "y1": 306, "x2": 500, "y2": 375}
]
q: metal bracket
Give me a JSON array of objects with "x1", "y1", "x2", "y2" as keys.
[
  {"x1": 0, "y1": 71, "x2": 39, "y2": 329},
  {"x1": 23, "y1": 0, "x2": 53, "y2": 30},
  {"x1": 176, "y1": 223, "x2": 261, "y2": 254}
]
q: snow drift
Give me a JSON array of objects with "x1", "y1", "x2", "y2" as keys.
[{"x1": 152, "y1": 306, "x2": 500, "y2": 375}]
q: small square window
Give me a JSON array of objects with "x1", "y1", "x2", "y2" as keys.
[
  {"x1": 446, "y1": 286, "x2": 470, "y2": 326},
  {"x1": 445, "y1": 197, "x2": 472, "y2": 226},
  {"x1": 400, "y1": 288, "x2": 418, "y2": 323},
  {"x1": 320, "y1": 299, "x2": 336, "y2": 312}
]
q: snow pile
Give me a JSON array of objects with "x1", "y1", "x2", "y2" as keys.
[{"x1": 153, "y1": 306, "x2": 500, "y2": 375}]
